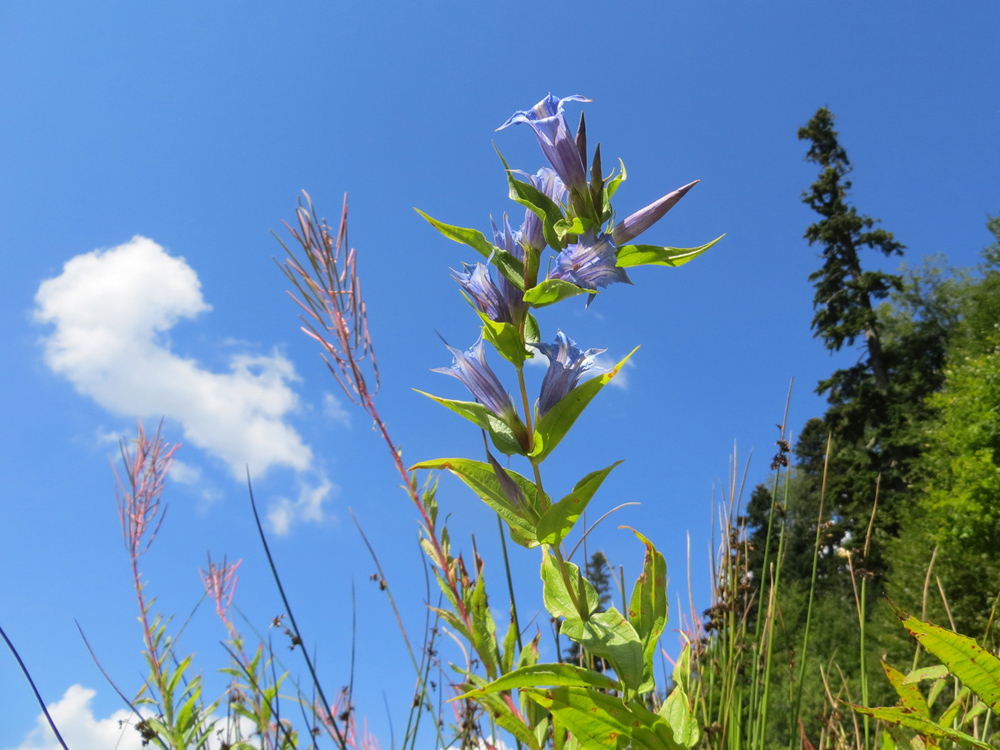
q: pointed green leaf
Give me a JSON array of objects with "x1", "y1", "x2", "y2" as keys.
[
  {"x1": 532, "y1": 347, "x2": 638, "y2": 462},
  {"x1": 616, "y1": 234, "x2": 724, "y2": 268},
  {"x1": 895, "y1": 606, "x2": 1000, "y2": 711},
  {"x1": 541, "y1": 553, "x2": 598, "y2": 619},
  {"x1": 469, "y1": 572, "x2": 500, "y2": 680},
  {"x1": 496, "y1": 147, "x2": 565, "y2": 251},
  {"x1": 501, "y1": 611, "x2": 518, "y2": 675},
  {"x1": 562, "y1": 608, "x2": 645, "y2": 692},
  {"x1": 902, "y1": 665, "x2": 950, "y2": 685},
  {"x1": 459, "y1": 663, "x2": 618, "y2": 699},
  {"x1": 882, "y1": 659, "x2": 930, "y2": 717},
  {"x1": 465, "y1": 675, "x2": 543, "y2": 750},
  {"x1": 852, "y1": 706, "x2": 992, "y2": 750},
  {"x1": 413, "y1": 391, "x2": 526, "y2": 456},
  {"x1": 626, "y1": 528, "x2": 668, "y2": 693},
  {"x1": 415, "y1": 208, "x2": 524, "y2": 289},
  {"x1": 412, "y1": 457, "x2": 540, "y2": 546},
  {"x1": 536, "y1": 461, "x2": 624, "y2": 545},
  {"x1": 524, "y1": 686, "x2": 681, "y2": 750},
  {"x1": 523, "y1": 279, "x2": 589, "y2": 308},
  {"x1": 477, "y1": 312, "x2": 530, "y2": 365}
]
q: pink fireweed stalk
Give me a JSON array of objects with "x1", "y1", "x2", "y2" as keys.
[
  {"x1": 278, "y1": 194, "x2": 473, "y2": 631},
  {"x1": 115, "y1": 421, "x2": 179, "y2": 693}
]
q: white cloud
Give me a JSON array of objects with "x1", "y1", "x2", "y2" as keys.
[
  {"x1": 34, "y1": 236, "x2": 312, "y2": 479},
  {"x1": 6, "y1": 684, "x2": 143, "y2": 750},
  {"x1": 7, "y1": 685, "x2": 263, "y2": 750},
  {"x1": 322, "y1": 392, "x2": 352, "y2": 428},
  {"x1": 267, "y1": 473, "x2": 337, "y2": 535}
]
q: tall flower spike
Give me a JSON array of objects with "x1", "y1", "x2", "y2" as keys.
[
  {"x1": 497, "y1": 94, "x2": 591, "y2": 193},
  {"x1": 530, "y1": 331, "x2": 606, "y2": 417},
  {"x1": 433, "y1": 335, "x2": 515, "y2": 421},
  {"x1": 611, "y1": 180, "x2": 700, "y2": 246},
  {"x1": 521, "y1": 167, "x2": 566, "y2": 253},
  {"x1": 551, "y1": 232, "x2": 632, "y2": 301}
]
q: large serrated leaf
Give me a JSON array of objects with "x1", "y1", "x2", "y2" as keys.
[
  {"x1": 411, "y1": 458, "x2": 540, "y2": 547},
  {"x1": 536, "y1": 461, "x2": 623, "y2": 545},
  {"x1": 531, "y1": 347, "x2": 639, "y2": 462},
  {"x1": 852, "y1": 705, "x2": 992, "y2": 750},
  {"x1": 524, "y1": 686, "x2": 682, "y2": 750},
  {"x1": 616, "y1": 235, "x2": 724, "y2": 268},
  {"x1": 562, "y1": 608, "x2": 644, "y2": 693},
  {"x1": 895, "y1": 606, "x2": 1000, "y2": 711}
]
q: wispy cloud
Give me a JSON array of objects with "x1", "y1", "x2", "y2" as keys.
[
  {"x1": 34, "y1": 236, "x2": 330, "y2": 532},
  {"x1": 322, "y1": 392, "x2": 352, "y2": 428},
  {"x1": 267, "y1": 474, "x2": 337, "y2": 536}
]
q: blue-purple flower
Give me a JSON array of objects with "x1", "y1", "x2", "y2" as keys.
[
  {"x1": 611, "y1": 180, "x2": 700, "y2": 245},
  {"x1": 490, "y1": 214, "x2": 527, "y2": 322},
  {"x1": 530, "y1": 331, "x2": 606, "y2": 417},
  {"x1": 550, "y1": 232, "x2": 632, "y2": 293},
  {"x1": 453, "y1": 262, "x2": 513, "y2": 324},
  {"x1": 487, "y1": 451, "x2": 528, "y2": 514},
  {"x1": 521, "y1": 167, "x2": 566, "y2": 253},
  {"x1": 433, "y1": 335, "x2": 516, "y2": 421},
  {"x1": 497, "y1": 94, "x2": 591, "y2": 192}
]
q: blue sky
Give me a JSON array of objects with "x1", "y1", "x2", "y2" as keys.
[{"x1": 1, "y1": 2, "x2": 998, "y2": 747}]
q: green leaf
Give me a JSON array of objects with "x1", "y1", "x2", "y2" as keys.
[
  {"x1": 469, "y1": 572, "x2": 500, "y2": 680},
  {"x1": 532, "y1": 347, "x2": 639, "y2": 462},
  {"x1": 902, "y1": 665, "x2": 950, "y2": 685},
  {"x1": 501, "y1": 611, "x2": 518, "y2": 675},
  {"x1": 478, "y1": 312, "x2": 530, "y2": 365},
  {"x1": 524, "y1": 686, "x2": 682, "y2": 750},
  {"x1": 895, "y1": 606, "x2": 1000, "y2": 711},
  {"x1": 616, "y1": 234, "x2": 725, "y2": 268},
  {"x1": 627, "y1": 528, "x2": 669, "y2": 693},
  {"x1": 524, "y1": 313, "x2": 541, "y2": 347},
  {"x1": 541, "y1": 553, "x2": 598, "y2": 619},
  {"x1": 464, "y1": 675, "x2": 543, "y2": 750},
  {"x1": 852, "y1": 706, "x2": 992, "y2": 750},
  {"x1": 660, "y1": 685, "x2": 700, "y2": 749},
  {"x1": 413, "y1": 391, "x2": 526, "y2": 456},
  {"x1": 415, "y1": 208, "x2": 524, "y2": 290},
  {"x1": 523, "y1": 279, "x2": 589, "y2": 308},
  {"x1": 459, "y1": 663, "x2": 618, "y2": 699},
  {"x1": 496, "y1": 146, "x2": 565, "y2": 251},
  {"x1": 536, "y1": 461, "x2": 624, "y2": 545},
  {"x1": 562, "y1": 608, "x2": 645, "y2": 693},
  {"x1": 882, "y1": 659, "x2": 930, "y2": 717},
  {"x1": 554, "y1": 216, "x2": 587, "y2": 240},
  {"x1": 411, "y1": 458, "x2": 540, "y2": 546}
]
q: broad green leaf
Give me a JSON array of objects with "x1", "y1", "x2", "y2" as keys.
[
  {"x1": 852, "y1": 705, "x2": 992, "y2": 750},
  {"x1": 496, "y1": 147, "x2": 566, "y2": 251},
  {"x1": 660, "y1": 685, "x2": 700, "y2": 748},
  {"x1": 562, "y1": 608, "x2": 645, "y2": 692},
  {"x1": 469, "y1": 572, "x2": 500, "y2": 680},
  {"x1": 882, "y1": 659, "x2": 929, "y2": 717},
  {"x1": 412, "y1": 457, "x2": 540, "y2": 546},
  {"x1": 459, "y1": 663, "x2": 618, "y2": 699},
  {"x1": 536, "y1": 461, "x2": 624, "y2": 545},
  {"x1": 415, "y1": 208, "x2": 525, "y2": 290},
  {"x1": 902, "y1": 665, "x2": 950, "y2": 685},
  {"x1": 413, "y1": 391, "x2": 526, "y2": 456},
  {"x1": 541, "y1": 553, "x2": 598, "y2": 619},
  {"x1": 465, "y1": 675, "x2": 542, "y2": 750},
  {"x1": 523, "y1": 279, "x2": 589, "y2": 308},
  {"x1": 525, "y1": 313, "x2": 541, "y2": 346},
  {"x1": 524, "y1": 686, "x2": 681, "y2": 750},
  {"x1": 895, "y1": 606, "x2": 1000, "y2": 711},
  {"x1": 532, "y1": 348, "x2": 639, "y2": 462},
  {"x1": 616, "y1": 234, "x2": 725, "y2": 268},
  {"x1": 477, "y1": 312, "x2": 530, "y2": 366}
]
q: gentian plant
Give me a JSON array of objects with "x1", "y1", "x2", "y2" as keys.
[{"x1": 406, "y1": 93, "x2": 724, "y2": 749}]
